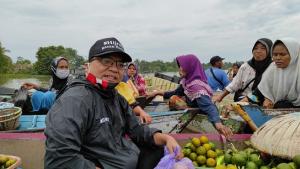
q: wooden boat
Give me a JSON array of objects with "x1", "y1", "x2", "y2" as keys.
[
  {"x1": 0, "y1": 132, "x2": 252, "y2": 169},
  {"x1": 0, "y1": 115, "x2": 45, "y2": 133},
  {"x1": 232, "y1": 103, "x2": 300, "y2": 131},
  {"x1": 145, "y1": 73, "x2": 179, "y2": 92}
]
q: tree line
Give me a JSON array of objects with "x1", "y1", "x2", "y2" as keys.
[
  {"x1": 134, "y1": 59, "x2": 242, "y2": 73},
  {"x1": 0, "y1": 42, "x2": 85, "y2": 74},
  {"x1": 0, "y1": 41, "x2": 242, "y2": 75}
]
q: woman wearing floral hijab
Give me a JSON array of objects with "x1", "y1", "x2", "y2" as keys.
[
  {"x1": 249, "y1": 38, "x2": 300, "y2": 108},
  {"x1": 123, "y1": 63, "x2": 147, "y2": 96},
  {"x1": 148, "y1": 54, "x2": 232, "y2": 137}
]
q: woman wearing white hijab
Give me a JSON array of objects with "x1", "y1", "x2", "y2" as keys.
[{"x1": 253, "y1": 38, "x2": 300, "y2": 108}]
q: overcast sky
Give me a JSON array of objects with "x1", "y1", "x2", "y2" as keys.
[{"x1": 1, "y1": 0, "x2": 300, "y2": 63}]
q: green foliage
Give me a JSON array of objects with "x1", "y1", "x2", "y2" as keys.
[
  {"x1": 134, "y1": 59, "x2": 241, "y2": 73},
  {"x1": 0, "y1": 42, "x2": 13, "y2": 73},
  {"x1": 13, "y1": 56, "x2": 33, "y2": 74},
  {"x1": 134, "y1": 59, "x2": 178, "y2": 73},
  {"x1": 33, "y1": 46, "x2": 86, "y2": 75}
]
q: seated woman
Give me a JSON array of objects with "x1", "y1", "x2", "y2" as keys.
[
  {"x1": 123, "y1": 63, "x2": 147, "y2": 96},
  {"x1": 22, "y1": 56, "x2": 71, "y2": 113},
  {"x1": 246, "y1": 38, "x2": 300, "y2": 108},
  {"x1": 214, "y1": 38, "x2": 273, "y2": 102},
  {"x1": 228, "y1": 62, "x2": 241, "y2": 81},
  {"x1": 148, "y1": 54, "x2": 232, "y2": 137},
  {"x1": 115, "y1": 82, "x2": 152, "y2": 124}
]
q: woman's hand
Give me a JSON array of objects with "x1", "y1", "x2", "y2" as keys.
[
  {"x1": 22, "y1": 82, "x2": 39, "y2": 90},
  {"x1": 146, "y1": 90, "x2": 163, "y2": 99},
  {"x1": 212, "y1": 94, "x2": 223, "y2": 103},
  {"x1": 263, "y1": 98, "x2": 274, "y2": 109},
  {"x1": 215, "y1": 122, "x2": 233, "y2": 138}
]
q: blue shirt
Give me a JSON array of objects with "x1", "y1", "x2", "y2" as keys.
[{"x1": 205, "y1": 67, "x2": 230, "y2": 91}]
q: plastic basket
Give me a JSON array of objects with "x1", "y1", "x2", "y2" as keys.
[{"x1": 0, "y1": 107, "x2": 22, "y2": 131}]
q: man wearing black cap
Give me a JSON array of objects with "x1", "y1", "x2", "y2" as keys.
[
  {"x1": 44, "y1": 37, "x2": 183, "y2": 169},
  {"x1": 205, "y1": 56, "x2": 230, "y2": 91}
]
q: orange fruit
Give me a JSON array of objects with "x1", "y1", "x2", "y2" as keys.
[
  {"x1": 199, "y1": 135, "x2": 209, "y2": 144},
  {"x1": 207, "y1": 150, "x2": 217, "y2": 158},
  {"x1": 206, "y1": 158, "x2": 216, "y2": 167},
  {"x1": 203, "y1": 143, "x2": 212, "y2": 151},
  {"x1": 191, "y1": 137, "x2": 201, "y2": 147}
]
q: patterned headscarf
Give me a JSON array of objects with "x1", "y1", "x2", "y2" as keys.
[{"x1": 176, "y1": 54, "x2": 213, "y2": 101}]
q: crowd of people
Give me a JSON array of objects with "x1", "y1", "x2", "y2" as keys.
[{"x1": 17, "y1": 36, "x2": 299, "y2": 169}]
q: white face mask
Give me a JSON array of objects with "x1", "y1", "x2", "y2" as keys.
[{"x1": 55, "y1": 69, "x2": 70, "y2": 79}]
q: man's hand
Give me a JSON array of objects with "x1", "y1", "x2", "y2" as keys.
[
  {"x1": 153, "y1": 133, "x2": 183, "y2": 160},
  {"x1": 263, "y1": 98, "x2": 274, "y2": 109},
  {"x1": 139, "y1": 111, "x2": 152, "y2": 124}
]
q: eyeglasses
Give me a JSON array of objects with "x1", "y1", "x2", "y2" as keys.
[{"x1": 94, "y1": 57, "x2": 128, "y2": 69}]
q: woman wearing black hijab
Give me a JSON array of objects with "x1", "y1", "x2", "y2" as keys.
[
  {"x1": 214, "y1": 38, "x2": 273, "y2": 102},
  {"x1": 22, "y1": 56, "x2": 71, "y2": 113}
]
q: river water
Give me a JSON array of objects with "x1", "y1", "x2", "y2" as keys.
[
  {"x1": 0, "y1": 74, "x2": 50, "y2": 89},
  {"x1": 0, "y1": 72, "x2": 179, "y2": 90}
]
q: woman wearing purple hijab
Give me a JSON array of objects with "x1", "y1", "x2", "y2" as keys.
[{"x1": 148, "y1": 54, "x2": 232, "y2": 137}]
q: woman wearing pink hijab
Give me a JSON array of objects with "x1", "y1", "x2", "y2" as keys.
[{"x1": 148, "y1": 54, "x2": 232, "y2": 137}]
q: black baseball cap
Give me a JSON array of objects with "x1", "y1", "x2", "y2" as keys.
[
  {"x1": 210, "y1": 56, "x2": 224, "y2": 65},
  {"x1": 89, "y1": 37, "x2": 132, "y2": 62}
]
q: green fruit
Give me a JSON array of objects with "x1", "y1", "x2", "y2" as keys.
[
  {"x1": 260, "y1": 166, "x2": 270, "y2": 169},
  {"x1": 196, "y1": 155, "x2": 206, "y2": 165},
  {"x1": 184, "y1": 142, "x2": 196, "y2": 152},
  {"x1": 231, "y1": 153, "x2": 246, "y2": 166},
  {"x1": 189, "y1": 152, "x2": 197, "y2": 161},
  {"x1": 216, "y1": 148, "x2": 224, "y2": 156},
  {"x1": 182, "y1": 148, "x2": 191, "y2": 157},
  {"x1": 246, "y1": 161, "x2": 258, "y2": 169},
  {"x1": 245, "y1": 147, "x2": 255, "y2": 155},
  {"x1": 192, "y1": 161, "x2": 198, "y2": 167},
  {"x1": 288, "y1": 162, "x2": 296, "y2": 169},
  {"x1": 249, "y1": 154, "x2": 259, "y2": 162},
  {"x1": 277, "y1": 163, "x2": 292, "y2": 169},
  {"x1": 224, "y1": 153, "x2": 232, "y2": 164},
  {"x1": 293, "y1": 154, "x2": 300, "y2": 168},
  {"x1": 249, "y1": 154, "x2": 263, "y2": 166},
  {"x1": 209, "y1": 142, "x2": 216, "y2": 150},
  {"x1": 239, "y1": 151, "x2": 248, "y2": 160},
  {"x1": 0, "y1": 156, "x2": 8, "y2": 164},
  {"x1": 196, "y1": 146, "x2": 206, "y2": 155}
]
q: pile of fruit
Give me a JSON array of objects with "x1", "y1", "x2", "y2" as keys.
[
  {"x1": 216, "y1": 144, "x2": 300, "y2": 169},
  {"x1": 0, "y1": 155, "x2": 17, "y2": 169},
  {"x1": 181, "y1": 135, "x2": 224, "y2": 168},
  {"x1": 180, "y1": 135, "x2": 300, "y2": 169}
]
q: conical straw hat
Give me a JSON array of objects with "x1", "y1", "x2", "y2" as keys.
[{"x1": 250, "y1": 112, "x2": 300, "y2": 159}]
